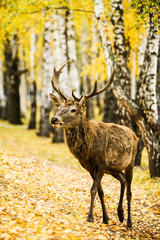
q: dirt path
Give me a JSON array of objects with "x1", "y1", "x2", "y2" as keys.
[{"x1": 0, "y1": 151, "x2": 159, "y2": 239}]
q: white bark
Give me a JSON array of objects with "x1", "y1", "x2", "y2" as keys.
[
  {"x1": 66, "y1": 10, "x2": 80, "y2": 96},
  {"x1": 131, "y1": 50, "x2": 136, "y2": 100},
  {"x1": 30, "y1": 33, "x2": 36, "y2": 84},
  {"x1": 137, "y1": 15, "x2": 159, "y2": 126},
  {"x1": 52, "y1": 11, "x2": 70, "y2": 97},
  {"x1": 0, "y1": 59, "x2": 6, "y2": 110},
  {"x1": 39, "y1": 20, "x2": 53, "y2": 136},
  {"x1": 41, "y1": 21, "x2": 53, "y2": 108},
  {"x1": 94, "y1": 0, "x2": 114, "y2": 77},
  {"x1": 28, "y1": 32, "x2": 36, "y2": 129},
  {"x1": 138, "y1": 34, "x2": 147, "y2": 70},
  {"x1": 19, "y1": 45, "x2": 27, "y2": 117}
]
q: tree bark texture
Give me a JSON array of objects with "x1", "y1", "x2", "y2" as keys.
[
  {"x1": 0, "y1": 59, "x2": 6, "y2": 119},
  {"x1": 113, "y1": 86, "x2": 160, "y2": 177},
  {"x1": 111, "y1": 0, "x2": 132, "y2": 126},
  {"x1": 94, "y1": 0, "x2": 118, "y2": 123},
  {"x1": 19, "y1": 45, "x2": 27, "y2": 118},
  {"x1": 39, "y1": 21, "x2": 53, "y2": 137},
  {"x1": 137, "y1": 13, "x2": 159, "y2": 127},
  {"x1": 156, "y1": 36, "x2": 160, "y2": 121},
  {"x1": 52, "y1": 11, "x2": 69, "y2": 142},
  {"x1": 66, "y1": 10, "x2": 80, "y2": 97},
  {"x1": 80, "y1": 22, "x2": 94, "y2": 120},
  {"x1": 28, "y1": 33, "x2": 37, "y2": 129}
]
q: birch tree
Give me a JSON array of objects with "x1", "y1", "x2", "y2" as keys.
[
  {"x1": 52, "y1": 10, "x2": 69, "y2": 142},
  {"x1": 66, "y1": 10, "x2": 80, "y2": 97},
  {"x1": 111, "y1": 0, "x2": 132, "y2": 126},
  {"x1": 38, "y1": 21, "x2": 53, "y2": 137},
  {"x1": 0, "y1": 59, "x2": 6, "y2": 119},
  {"x1": 137, "y1": 14, "x2": 159, "y2": 127},
  {"x1": 113, "y1": 13, "x2": 160, "y2": 177},
  {"x1": 94, "y1": 0, "x2": 118, "y2": 123},
  {"x1": 19, "y1": 45, "x2": 27, "y2": 118},
  {"x1": 28, "y1": 33, "x2": 37, "y2": 129},
  {"x1": 80, "y1": 21, "x2": 94, "y2": 120}
]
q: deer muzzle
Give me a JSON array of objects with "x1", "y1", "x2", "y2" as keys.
[{"x1": 51, "y1": 117, "x2": 63, "y2": 128}]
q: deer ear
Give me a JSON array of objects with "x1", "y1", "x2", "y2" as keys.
[
  {"x1": 79, "y1": 95, "x2": 86, "y2": 113},
  {"x1": 49, "y1": 93, "x2": 62, "y2": 107}
]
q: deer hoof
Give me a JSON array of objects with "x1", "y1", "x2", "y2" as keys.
[
  {"x1": 118, "y1": 208, "x2": 124, "y2": 223},
  {"x1": 127, "y1": 220, "x2": 132, "y2": 230}
]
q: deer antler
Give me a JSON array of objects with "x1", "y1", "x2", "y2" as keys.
[
  {"x1": 51, "y1": 60, "x2": 69, "y2": 100},
  {"x1": 72, "y1": 66, "x2": 116, "y2": 101}
]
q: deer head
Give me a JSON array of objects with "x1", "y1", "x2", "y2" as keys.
[{"x1": 49, "y1": 60, "x2": 115, "y2": 129}]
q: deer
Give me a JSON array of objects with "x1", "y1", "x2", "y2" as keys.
[{"x1": 49, "y1": 61, "x2": 139, "y2": 229}]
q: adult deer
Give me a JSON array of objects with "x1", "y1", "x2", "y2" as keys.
[{"x1": 49, "y1": 61, "x2": 139, "y2": 229}]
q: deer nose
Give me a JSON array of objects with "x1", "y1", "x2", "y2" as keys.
[{"x1": 51, "y1": 117, "x2": 58, "y2": 124}]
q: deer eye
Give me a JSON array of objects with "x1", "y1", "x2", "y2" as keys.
[{"x1": 71, "y1": 109, "x2": 76, "y2": 113}]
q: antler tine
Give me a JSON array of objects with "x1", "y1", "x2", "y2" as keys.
[
  {"x1": 51, "y1": 60, "x2": 69, "y2": 100},
  {"x1": 72, "y1": 90, "x2": 83, "y2": 102},
  {"x1": 85, "y1": 66, "x2": 115, "y2": 99}
]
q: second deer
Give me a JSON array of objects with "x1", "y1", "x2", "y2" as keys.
[{"x1": 49, "y1": 61, "x2": 139, "y2": 229}]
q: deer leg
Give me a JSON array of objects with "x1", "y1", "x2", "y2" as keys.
[
  {"x1": 98, "y1": 183, "x2": 109, "y2": 224},
  {"x1": 125, "y1": 165, "x2": 133, "y2": 229},
  {"x1": 87, "y1": 170, "x2": 104, "y2": 223},
  {"x1": 111, "y1": 172, "x2": 125, "y2": 223}
]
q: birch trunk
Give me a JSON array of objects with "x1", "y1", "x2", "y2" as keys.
[
  {"x1": 111, "y1": 0, "x2": 132, "y2": 126},
  {"x1": 113, "y1": 86, "x2": 160, "y2": 177},
  {"x1": 52, "y1": 11, "x2": 70, "y2": 142},
  {"x1": 38, "y1": 21, "x2": 53, "y2": 137},
  {"x1": 28, "y1": 33, "x2": 37, "y2": 129},
  {"x1": 80, "y1": 22, "x2": 94, "y2": 120},
  {"x1": 0, "y1": 59, "x2": 6, "y2": 119},
  {"x1": 66, "y1": 10, "x2": 80, "y2": 97},
  {"x1": 19, "y1": 45, "x2": 27, "y2": 117},
  {"x1": 157, "y1": 37, "x2": 160, "y2": 121},
  {"x1": 94, "y1": 0, "x2": 118, "y2": 123},
  {"x1": 137, "y1": 13, "x2": 159, "y2": 128}
]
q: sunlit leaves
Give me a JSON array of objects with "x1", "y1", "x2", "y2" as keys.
[
  {"x1": 0, "y1": 122, "x2": 160, "y2": 239},
  {"x1": 131, "y1": 0, "x2": 160, "y2": 32}
]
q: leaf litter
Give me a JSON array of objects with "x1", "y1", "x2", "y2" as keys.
[{"x1": 0, "y1": 150, "x2": 159, "y2": 240}]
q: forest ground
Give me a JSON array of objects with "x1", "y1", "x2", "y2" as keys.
[{"x1": 0, "y1": 120, "x2": 160, "y2": 240}]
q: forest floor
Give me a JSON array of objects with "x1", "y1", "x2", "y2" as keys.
[{"x1": 0, "y1": 120, "x2": 160, "y2": 240}]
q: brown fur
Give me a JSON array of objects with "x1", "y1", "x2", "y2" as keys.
[{"x1": 50, "y1": 96, "x2": 139, "y2": 228}]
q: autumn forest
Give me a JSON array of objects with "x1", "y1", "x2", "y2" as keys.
[{"x1": 0, "y1": 0, "x2": 160, "y2": 239}]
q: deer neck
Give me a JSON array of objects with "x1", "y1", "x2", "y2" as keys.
[
  {"x1": 64, "y1": 115, "x2": 91, "y2": 163},
  {"x1": 65, "y1": 115, "x2": 89, "y2": 143}
]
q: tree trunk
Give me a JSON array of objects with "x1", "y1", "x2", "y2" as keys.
[
  {"x1": 0, "y1": 58, "x2": 6, "y2": 119},
  {"x1": 19, "y1": 45, "x2": 27, "y2": 118},
  {"x1": 38, "y1": 21, "x2": 52, "y2": 137},
  {"x1": 137, "y1": 14, "x2": 159, "y2": 127},
  {"x1": 66, "y1": 10, "x2": 80, "y2": 97},
  {"x1": 28, "y1": 33, "x2": 37, "y2": 129},
  {"x1": 80, "y1": 21, "x2": 94, "y2": 120},
  {"x1": 113, "y1": 86, "x2": 160, "y2": 177},
  {"x1": 4, "y1": 35, "x2": 21, "y2": 124},
  {"x1": 156, "y1": 37, "x2": 160, "y2": 121},
  {"x1": 94, "y1": 0, "x2": 118, "y2": 123},
  {"x1": 111, "y1": 0, "x2": 132, "y2": 126},
  {"x1": 52, "y1": 10, "x2": 69, "y2": 142}
]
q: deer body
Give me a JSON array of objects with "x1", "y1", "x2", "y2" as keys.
[
  {"x1": 65, "y1": 116, "x2": 136, "y2": 174},
  {"x1": 49, "y1": 61, "x2": 139, "y2": 229}
]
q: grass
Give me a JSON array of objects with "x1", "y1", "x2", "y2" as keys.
[{"x1": 0, "y1": 119, "x2": 159, "y2": 191}]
